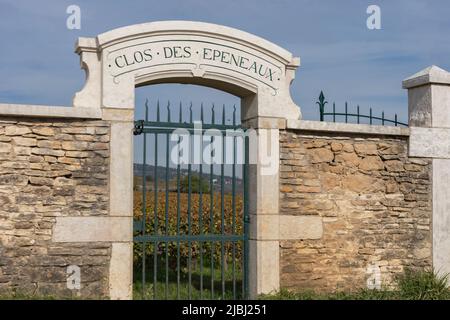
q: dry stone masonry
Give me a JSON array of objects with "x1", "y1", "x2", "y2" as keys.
[
  {"x1": 0, "y1": 118, "x2": 111, "y2": 298},
  {"x1": 279, "y1": 130, "x2": 431, "y2": 292}
]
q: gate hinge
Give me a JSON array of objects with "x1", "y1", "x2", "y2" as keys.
[{"x1": 133, "y1": 120, "x2": 144, "y2": 135}]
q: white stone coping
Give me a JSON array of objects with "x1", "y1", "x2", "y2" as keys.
[
  {"x1": 403, "y1": 65, "x2": 450, "y2": 89},
  {"x1": 287, "y1": 119, "x2": 410, "y2": 136},
  {"x1": 0, "y1": 104, "x2": 102, "y2": 119}
]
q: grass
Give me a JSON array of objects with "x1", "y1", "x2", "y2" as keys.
[
  {"x1": 259, "y1": 269, "x2": 450, "y2": 300},
  {"x1": 396, "y1": 269, "x2": 450, "y2": 300},
  {"x1": 0, "y1": 291, "x2": 100, "y2": 300},
  {"x1": 133, "y1": 258, "x2": 244, "y2": 300},
  {"x1": 0, "y1": 293, "x2": 58, "y2": 300},
  {"x1": 2, "y1": 269, "x2": 449, "y2": 300}
]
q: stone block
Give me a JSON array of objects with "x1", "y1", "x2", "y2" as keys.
[
  {"x1": 52, "y1": 217, "x2": 132, "y2": 242},
  {"x1": 359, "y1": 156, "x2": 384, "y2": 171},
  {"x1": 32, "y1": 148, "x2": 65, "y2": 157},
  {"x1": 310, "y1": 148, "x2": 334, "y2": 163},
  {"x1": 279, "y1": 215, "x2": 323, "y2": 240},
  {"x1": 5, "y1": 126, "x2": 31, "y2": 136},
  {"x1": 109, "y1": 243, "x2": 132, "y2": 300},
  {"x1": 13, "y1": 137, "x2": 37, "y2": 147},
  {"x1": 32, "y1": 127, "x2": 55, "y2": 136},
  {"x1": 0, "y1": 142, "x2": 12, "y2": 153}
]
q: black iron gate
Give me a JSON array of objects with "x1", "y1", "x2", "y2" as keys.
[{"x1": 133, "y1": 101, "x2": 249, "y2": 300}]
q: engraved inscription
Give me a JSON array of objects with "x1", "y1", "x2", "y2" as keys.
[{"x1": 106, "y1": 40, "x2": 282, "y2": 90}]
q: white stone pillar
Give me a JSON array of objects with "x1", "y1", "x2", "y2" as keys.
[
  {"x1": 244, "y1": 118, "x2": 283, "y2": 298},
  {"x1": 103, "y1": 108, "x2": 135, "y2": 299},
  {"x1": 404, "y1": 65, "x2": 450, "y2": 279}
]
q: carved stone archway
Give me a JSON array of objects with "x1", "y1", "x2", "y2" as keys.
[{"x1": 73, "y1": 21, "x2": 301, "y2": 299}]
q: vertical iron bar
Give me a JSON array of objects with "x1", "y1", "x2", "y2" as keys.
[
  {"x1": 176, "y1": 102, "x2": 182, "y2": 299},
  {"x1": 210, "y1": 104, "x2": 215, "y2": 299},
  {"x1": 153, "y1": 100, "x2": 160, "y2": 299},
  {"x1": 221, "y1": 105, "x2": 226, "y2": 299},
  {"x1": 199, "y1": 103, "x2": 204, "y2": 299},
  {"x1": 357, "y1": 105, "x2": 360, "y2": 124},
  {"x1": 231, "y1": 105, "x2": 237, "y2": 299},
  {"x1": 243, "y1": 130, "x2": 250, "y2": 299},
  {"x1": 333, "y1": 103, "x2": 336, "y2": 122},
  {"x1": 188, "y1": 103, "x2": 193, "y2": 299},
  {"x1": 141, "y1": 100, "x2": 149, "y2": 298},
  {"x1": 395, "y1": 114, "x2": 398, "y2": 126},
  {"x1": 382, "y1": 111, "x2": 385, "y2": 125},
  {"x1": 370, "y1": 108, "x2": 373, "y2": 125},
  {"x1": 164, "y1": 102, "x2": 170, "y2": 299},
  {"x1": 345, "y1": 102, "x2": 348, "y2": 123}
]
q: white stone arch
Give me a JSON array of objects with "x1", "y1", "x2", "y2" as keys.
[
  {"x1": 72, "y1": 21, "x2": 302, "y2": 299},
  {"x1": 73, "y1": 21, "x2": 301, "y2": 120}
]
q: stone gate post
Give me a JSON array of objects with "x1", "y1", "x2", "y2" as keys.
[
  {"x1": 243, "y1": 118, "x2": 284, "y2": 298},
  {"x1": 404, "y1": 65, "x2": 450, "y2": 279}
]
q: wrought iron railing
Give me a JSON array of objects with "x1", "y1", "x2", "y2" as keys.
[{"x1": 316, "y1": 91, "x2": 408, "y2": 127}]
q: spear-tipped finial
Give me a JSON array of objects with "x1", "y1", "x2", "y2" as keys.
[
  {"x1": 145, "y1": 99, "x2": 149, "y2": 121},
  {"x1": 316, "y1": 91, "x2": 328, "y2": 121},
  {"x1": 200, "y1": 102, "x2": 204, "y2": 122},
  {"x1": 167, "y1": 100, "x2": 171, "y2": 122},
  {"x1": 222, "y1": 104, "x2": 226, "y2": 125},
  {"x1": 156, "y1": 100, "x2": 160, "y2": 122}
]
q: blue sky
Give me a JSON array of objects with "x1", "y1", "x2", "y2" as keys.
[{"x1": 1, "y1": 0, "x2": 450, "y2": 123}]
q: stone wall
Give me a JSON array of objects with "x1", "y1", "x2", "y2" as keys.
[
  {"x1": 0, "y1": 116, "x2": 436, "y2": 298},
  {"x1": 279, "y1": 130, "x2": 432, "y2": 292},
  {"x1": 0, "y1": 118, "x2": 111, "y2": 298}
]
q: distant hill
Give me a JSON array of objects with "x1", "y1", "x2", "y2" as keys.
[{"x1": 133, "y1": 163, "x2": 243, "y2": 193}]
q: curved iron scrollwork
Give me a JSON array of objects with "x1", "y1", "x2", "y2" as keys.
[{"x1": 133, "y1": 120, "x2": 144, "y2": 135}]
